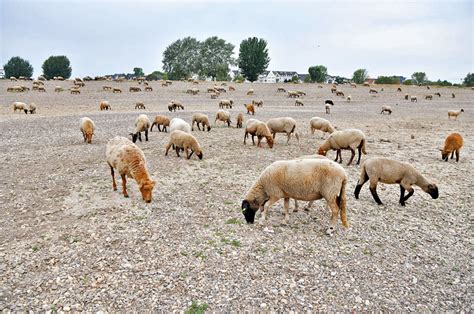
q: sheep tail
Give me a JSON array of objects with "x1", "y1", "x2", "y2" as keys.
[
  {"x1": 338, "y1": 177, "x2": 348, "y2": 228},
  {"x1": 361, "y1": 139, "x2": 367, "y2": 154}
]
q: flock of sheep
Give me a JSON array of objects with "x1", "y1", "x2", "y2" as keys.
[{"x1": 8, "y1": 78, "x2": 467, "y2": 235}]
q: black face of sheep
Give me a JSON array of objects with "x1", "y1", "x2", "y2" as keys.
[
  {"x1": 207, "y1": 126, "x2": 211, "y2": 132},
  {"x1": 441, "y1": 151, "x2": 450, "y2": 161},
  {"x1": 130, "y1": 133, "x2": 141, "y2": 143},
  {"x1": 197, "y1": 152, "x2": 203, "y2": 160},
  {"x1": 241, "y1": 200, "x2": 257, "y2": 223},
  {"x1": 426, "y1": 184, "x2": 439, "y2": 199}
]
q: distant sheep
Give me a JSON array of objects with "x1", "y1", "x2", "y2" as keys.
[
  {"x1": 380, "y1": 106, "x2": 392, "y2": 114},
  {"x1": 295, "y1": 99, "x2": 304, "y2": 106},
  {"x1": 145, "y1": 86, "x2": 153, "y2": 92},
  {"x1": 245, "y1": 103, "x2": 255, "y2": 115},
  {"x1": 38, "y1": 86, "x2": 46, "y2": 92},
  {"x1": 80, "y1": 117, "x2": 95, "y2": 144},
  {"x1": 215, "y1": 109, "x2": 232, "y2": 127},
  {"x1": 267, "y1": 117, "x2": 300, "y2": 144},
  {"x1": 331, "y1": 87, "x2": 337, "y2": 93},
  {"x1": 336, "y1": 90, "x2": 344, "y2": 97},
  {"x1": 350, "y1": 83, "x2": 357, "y2": 88},
  {"x1": 192, "y1": 113, "x2": 212, "y2": 131},
  {"x1": 277, "y1": 87, "x2": 286, "y2": 93},
  {"x1": 25, "y1": 103, "x2": 37, "y2": 114},
  {"x1": 210, "y1": 92, "x2": 219, "y2": 99},
  {"x1": 135, "y1": 102, "x2": 146, "y2": 110},
  {"x1": 441, "y1": 133, "x2": 463, "y2": 162},
  {"x1": 397, "y1": 87, "x2": 402, "y2": 92},
  {"x1": 425, "y1": 95, "x2": 433, "y2": 100},
  {"x1": 100, "y1": 101, "x2": 111, "y2": 111},
  {"x1": 404, "y1": 94, "x2": 409, "y2": 100},
  {"x1": 347, "y1": 96, "x2": 351, "y2": 102},
  {"x1": 410, "y1": 96, "x2": 417, "y2": 102},
  {"x1": 369, "y1": 89, "x2": 378, "y2": 94},
  {"x1": 325, "y1": 104, "x2": 331, "y2": 114},
  {"x1": 229, "y1": 86, "x2": 236, "y2": 91},
  {"x1": 318, "y1": 129, "x2": 367, "y2": 165},
  {"x1": 130, "y1": 114, "x2": 151, "y2": 143},
  {"x1": 165, "y1": 130, "x2": 203, "y2": 160},
  {"x1": 236, "y1": 112, "x2": 244, "y2": 128},
  {"x1": 447, "y1": 109, "x2": 464, "y2": 120},
  {"x1": 168, "y1": 100, "x2": 184, "y2": 112},
  {"x1": 247, "y1": 89, "x2": 254, "y2": 95},
  {"x1": 113, "y1": 88, "x2": 122, "y2": 93},
  {"x1": 12, "y1": 102, "x2": 27, "y2": 113},
  {"x1": 434, "y1": 92, "x2": 441, "y2": 97},
  {"x1": 451, "y1": 93, "x2": 455, "y2": 98},
  {"x1": 244, "y1": 119, "x2": 273, "y2": 148},
  {"x1": 186, "y1": 87, "x2": 199, "y2": 95},
  {"x1": 170, "y1": 118, "x2": 192, "y2": 133},
  {"x1": 70, "y1": 88, "x2": 80, "y2": 94},
  {"x1": 54, "y1": 86, "x2": 64, "y2": 92},
  {"x1": 325, "y1": 99, "x2": 334, "y2": 106},
  {"x1": 219, "y1": 99, "x2": 233, "y2": 109},
  {"x1": 150, "y1": 115, "x2": 170, "y2": 132},
  {"x1": 129, "y1": 86, "x2": 141, "y2": 92},
  {"x1": 288, "y1": 91, "x2": 300, "y2": 98},
  {"x1": 310, "y1": 117, "x2": 335, "y2": 137},
  {"x1": 252, "y1": 99, "x2": 263, "y2": 107}
]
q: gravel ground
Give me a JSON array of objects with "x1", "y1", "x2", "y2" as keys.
[{"x1": 0, "y1": 80, "x2": 472, "y2": 311}]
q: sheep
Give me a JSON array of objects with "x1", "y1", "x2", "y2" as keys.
[
  {"x1": 99, "y1": 101, "x2": 111, "y2": 111},
  {"x1": 54, "y1": 86, "x2": 64, "y2": 92},
  {"x1": 397, "y1": 87, "x2": 402, "y2": 92},
  {"x1": 288, "y1": 91, "x2": 300, "y2": 98},
  {"x1": 296, "y1": 90, "x2": 306, "y2": 96},
  {"x1": 229, "y1": 86, "x2": 236, "y2": 91},
  {"x1": 404, "y1": 94, "x2": 409, "y2": 100},
  {"x1": 186, "y1": 87, "x2": 199, "y2": 95},
  {"x1": 440, "y1": 133, "x2": 463, "y2": 162},
  {"x1": 219, "y1": 99, "x2": 233, "y2": 109},
  {"x1": 252, "y1": 99, "x2": 264, "y2": 107},
  {"x1": 103, "y1": 86, "x2": 113, "y2": 91},
  {"x1": 207, "y1": 87, "x2": 216, "y2": 93},
  {"x1": 380, "y1": 106, "x2": 392, "y2": 115},
  {"x1": 451, "y1": 93, "x2": 455, "y2": 98},
  {"x1": 38, "y1": 86, "x2": 46, "y2": 92},
  {"x1": 192, "y1": 80, "x2": 199, "y2": 85},
  {"x1": 347, "y1": 96, "x2": 352, "y2": 102},
  {"x1": 135, "y1": 102, "x2": 146, "y2": 110},
  {"x1": 113, "y1": 88, "x2": 122, "y2": 93},
  {"x1": 351, "y1": 83, "x2": 357, "y2": 88},
  {"x1": 331, "y1": 87, "x2": 337, "y2": 93},
  {"x1": 169, "y1": 118, "x2": 191, "y2": 133},
  {"x1": 354, "y1": 157, "x2": 439, "y2": 206},
  {"x1": 192, "y1": 113, "x2": 212, "y2": 131},
  {"x1": 317, "y1": 129, "x2": 367, "y2": 166},
  {"x1": 161, "y1": 81, "x2": 169, "y2": 87},
  {"x1": 215, "y1": 109, "x2": 232, "y2": 127},
  {"x1": 369, "y1": 89, "x2": 378, "y2": 94},
  {"x1": 363, "y1": 82, "x2": 370, "y2": 87},
  {"x1": 410, "y1": 96, "x2": 417, "y2": 102},
  {"x1": 12, "y1": 102, "x2": 27, "y2": 113},
  {"x1": 215, "y1": 86, "x2": 226, "y2": 93},
  {"x1": 25, "y1": 103, "x2": 37, "y2": 114},
  {"x1": 336, "y1": 90, "x2": 344, "y2": 97},
  {"x1": 168, "y1": 100, "x2": 184, "y2": 112},
  {"x1": 10, "y1": 76, "x2": 17, "y2": 81},
  {"x1": 295, "y1": 99, "x2": 304, "y2": 106},
  {"x1": 145, "y1": 86, "x2": 153, "y2": 92},
  {"x1": 241, "y1": 158, "x2": 348, "y2": 234},
  {"x1": 129, "y1": 86, "x2": 141, "y2": 92},
  {"x1": 309, "y1": 117, "x2": 335, "y2": 137},
  {"x1": 447, "y1": 109, "x2": 464, "y2": 120},
  {"x1": 106, "y1": 136, "x2": 155, "y2": 202},
  {"x1": 80, "y1": 117, "x2": 95, "y2": 144},
  {"x1": 247, "y1": 88, "x2": 254, "y2": 95},
  {"x1": 434, "y1": 92, "x2": 441, "y2": 97},
  {"x1": 266, "y1": 117, "x2": 300, "y2": 144},
  {"x1": 7, "y1": 86, "x2": 24, "y2": 92},
  {"x1": 317, "y1": 85, "x2": 323, "y2": 88},
  {"x1": 277, "y1": 87, "x2": 286, "y2": 93},
  {"x1": 70, "y1": 88, "x2": 80, "y2": 94},
  {"x1": 150, "y1": 115, "x2": 170, "y2": 132},
  {"x1": 165, "y1": 130, "x2": 203, "y2": 160},
  {"x1": 425, "y1": 95, "x2": 433, "y2": 100},
  {"x1": 236, "y1": 112, "x2": 244, "y2": 128},
  {"x1": 130, "y1": 114, "x2": 151, "y2": 143},
  {"x1": 74, "y1": 81, "x2": 85, "y2": 87},
  {"x1": 325, "y1": 99, "x2": 335, "y2": 106},
  {"x1": 244, "y1": 119, "x2": 274, "y2": 148},
  {"x1": 245, "y1": 103, "x2": 255, "y2": 115},
  {"x1": 325, "y1": 104, "x2": 331, "y2": 114},
  {"x1": 210, "y1": 92, "x2": 219, "y2": 99}
]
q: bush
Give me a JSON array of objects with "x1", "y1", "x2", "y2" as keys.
[
  {"x1": 375, "y1": 76, "x2": 399, "y2": 84},
  {"x1": 233, "y1": 74, "x2": 245, "y2": 83},
  {"x1": 42, "y1": 56, "x2": 72, "y2": 79},
  {"x1": 463, "y1": 73, "x2": 474, "y2": 87},
  {"x1": 403, "y1": 79, "x2": 413, "y2": 85},
  {"x1": 3, "y1": 56, "x2": 33, "y2": 78}
]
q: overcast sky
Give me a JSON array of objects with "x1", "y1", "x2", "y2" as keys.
[{"x1": 1, "y1": 0, "x2": 472, "y2": 82}]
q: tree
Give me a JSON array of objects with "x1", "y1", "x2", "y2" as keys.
[
  {"x1": 291, "y1": 74, "x2": 300, "y2": 83},
  {"x1": 352, "y1": 69, "x2": 368, "y2": 84},
  {"x1": 162, "y1": 37, "x2": 201, "y2": 80},
  {"x1": 42, "y1": 56, "x2": 72, "y2": 79},
  {"x1": 303, "y1": 75, "x2": 312, "y2": 83},
  {"x1": 145, "y1": 71, "x2": 165, "y2": 81},
  {"x1": 3, "y1": 56, "x2": 33, "y2": 78},
  {"x1": 403, "y1": 79, "x2": 413, "y2": 85},
  {"x1": 308, "y1": 65, "x2": 328, "y2": 83},
  {"x1": 463, "y1": 73, "x2": 474, "y2": 87},
  {"x1": 133, "y1": 67, "x2": 144, "y2": 77},
  {"x1": 199, "y1": 36, "x2": 235, "y2": 80},
  {"x1": 411, "y1": 72, "x2": 427, "y2": 85},
  {"x1": 216, "y1": 65, "x2": 231, "y2": 81},
  {"x1": 238, "y1": 37, "x2": 270, "y2": 82}
]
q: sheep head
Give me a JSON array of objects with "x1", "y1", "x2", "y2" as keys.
[
  {"x1": 206, "y1": 126, "x2": 211, "y2": 132},
  {"x1": 241, "y1": 200, "x2": 257, "y2": 223},
  {"x1": 266, "y1": 136, "x2": 274, "y2": 148},
  {"x1": 318, "y1": 147, "x2": 327, "y2": 156},
  {"x1": 424, "y1": 184, "x2": 439, "y2": 199},
  {"x1": 139, "y1": 179, "x2": 155, "y2": 203}
]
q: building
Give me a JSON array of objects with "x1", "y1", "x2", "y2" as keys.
[
  {"x1": 0, "y1": 68, "x2": 4, "y2": 79},
  {"x1": 365, "y1": 78, "x2": 376, "y2": 84},
  {"x1": 257, "y1": 71, "x2": 299, "y2": 83}
]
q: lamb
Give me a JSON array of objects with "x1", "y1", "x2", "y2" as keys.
[
  {"x1": 317, "y1": 129, "x2": 367, "y2": 165},
  {"x1": 135, "y1": 102, "x2": 146, "y2": 110},
  {"x1": 150, "y1": 115, "x2": 170, "y2": 132},
  {"x1": 25, "y1": 103, "x2": 37, "y2": 114},
  {"x1": 266, "y1": 117, "x2": 300, "y2": 144},
  {"x1": 309, "y1": 117, "x2": 335, "y2": 137},
  {"x1": 448, "y1": 109, "x2": 464, "y2": 120},
  {"x1": 130, "y1": 114, "x2": 151, "y2": 143},
  {"x1": 12, "y1": 102, "x2": 27, "y2": 113},
  {"x1": 241, "y1": 158, "x2": 348, "y2": 234},
  {"x1": 440, "y1": 133, "x2": 463, "y2": 162},
  {"x1": 380, "y1": 106, "x2": 392, "y2": 115},
  {"x1": 215, "y1": 109, "x2": 232, "y2": 127},
  {"x1": 247, "y1": 88, "x2": 254, "y2": 95},
  {"x1": 325, "y1": 104, "x2": 331, "y2": 114},
  {"x1": 252, "y1": 99, "x2": 264, "y2": 107},
  {"x1": 192, "y1": 113, "x2": 212, "y2": 131},
  {"x1": 245, "y1": 103, "x2": 255, "y2": 115},
  {"x1": 236, "y1": 112, "x2": 244, "y2": 128},
  {"x1": 244, "y1": 119, "x2": 274, "y2": 148},
  {"x1": 169, "y1": 118, "x2": 191, "y2": 133},
  {"x1": 219, "y1": 99, "x2": 233, "y2": 109},
  {"x1": 99, "y1": 101, "x2": 111, "y2": 111},
  {"x1": 113, "y1": 88, "x2": 122, "y2": 93},
  {"x1": 425, "y1": 95, "x2": 433, "y2": 100},
  {"x1": 106, "y1": 136, "x2": 155, "y2": 202},
  {"x1": 410, "y1": 96, "x2": 417, "y2": 102},
  {"x1": 295, "y1": 99, "x2": 304, "y2": 106},
  {"x1": 354, "y1": 157, "x2": 439, "y2": 206},
  {"x1": 80, "y1": 117, "x2": 95, "y2": 144},
  {"x1": 165, "y1": 130, "x2": 203, "y2": 160}
]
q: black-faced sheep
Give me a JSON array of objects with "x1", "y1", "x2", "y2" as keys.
[
  {"x1": 295, "y1": 99, "x2": 304, "y2": 106},
  {"x1": 266, "y1": 117, "x2": 299, "y2": 144},
  {"x1": 448, "y1": 109, "x2": 464, "y2": 120},
  {"x1": 113, "y1": 88, "x2": 122, "y2": 93},
  {"x1": 100, "y1": 101, "x2": 111, "y2": 111},
  {"x1": 441, "y1": 133, "x2": 463, "y2": 162},
  {"x1": 80, "y1": 117, "x2": 95, "y2": 144},
  {"x1": 130, "y1": 114, "x2": 150, "y2": 143},
  {"x1": 219, "y1": 99, "x2": 233, "y2": 109},
  {"x1": 410, "y1": 96, "x2": 417, "y2": 102},
  {"x1": 192, "y1": 113, "x2": 211, "y2": 131},
  {"x1": 165, "y1": 130, "x2": 203, "y2": 160},
  {"x1": 434, "y1": 92, "x2": 441, "y2": 97},
  {"x1": 317, "y1": 129, "x2": 367, "y2": 165},
  {"x1": 135, "y1": 102, "x2": 146, "y2": 110}
]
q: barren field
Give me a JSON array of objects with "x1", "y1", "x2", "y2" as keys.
[{"x1": 0, "y1": 79, "x2": 472, "y2": 311}]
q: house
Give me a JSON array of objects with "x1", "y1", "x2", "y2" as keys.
[
  {"x1": 0, "y1": 68, "x2": 4, "y2": 79},
  {"x1": 365, "y1": 78, "x2": 376, "y2": 84},
  {"x1": 257, "y1": 70, "x2": 299, "y2": 83}
]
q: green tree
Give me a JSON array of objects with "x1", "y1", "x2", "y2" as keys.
[
  {"x1": 162, "y1": 37, "x2": 201, "y2": 80},
  {"x1": 463, "y1": 73, "x2": 474, "y2": 87},
  {"x1": 133, "y1": 67, "x2": 145, "y2": 77},
  {"x1": 145, "y1": 71, "x2": 165, "y2": 81},
  {"x1": 199, "y1": 36, "x2": 235, "y2": 79},
  {"x1": 308, "y1": 65, "x2": 328, "y2": 83},
  {"x1": 42, "y1": 56, "x2": 72, "y2": 79},
  {"x1": 403, "y1": 79, "x2": 413, "y2": 85},
  {"x1": 291, "y1": 74, "x2": 300, "y2": 83},
  {"x1": 352, "y1": 68, "x2": 368, "y2": 84},
  {"x1": 3, "y1": 56, "x2": 33, "y2": 78},
  {"x1": 238, "y1": 37, "x2": 270, "y2": 82},
  {"x1": 375, "y1": 76, "x2": 399, "y2": 84},
  {"x1": 233, "y1": 74, "x2": 245, "y2": 83},
  {"x1": 216, "y1": 65, "x2": 231, "y2": 81},
  {"x1": 411, "y1": 72, "x2": 427, "y2": 85},
  {"x1": 303, "y1": 75, "x2": 312, "y2": 83}
]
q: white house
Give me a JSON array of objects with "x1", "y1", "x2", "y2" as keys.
[
  {"x1": 0, "y1": 68, "x2": 4, "y2": 79},
  {"x1": 258, "y1": 70, "x2": 299, "y2": 83}
]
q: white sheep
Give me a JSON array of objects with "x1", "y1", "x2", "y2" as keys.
[
  {"x1": 241, "y1": 158, "x2": 348, "y2": 234},
  {"x1": 317, "y1": 129, "x2": 367, "y2": 165},
  {"x1": 380, "y1": 106, "x2": 392, "y2": 114},
  {"x1": 447, "y1": 109, "x2": 464, "y2": 120},
  {"x1": 354, "y1": 157, "x2": 439, "y2": 206},
  {"x1": 410, "y1": 96, "x2": 417, "y2": 102},
  {"x1": 169, "y1": 118, "x2": 191, "y2": 133},
  {"x1": 106, "y1": 136, "x2": 155, "y2": 202},
  {"x1": 26, "y1": 103, "x2": 37, "y2": 114},
  {"x1": 219, "y1": 99, "x2": 233, "y2": 109},
  {"x1": 12, "y1": 102, "x2": 27, "y2": 113},
  {"x1": 130, "y1": 114, "x2": 151, "y2": 143},
  {"x1": 325, "y1": 104, "x2": 331, "y2": 114},
  {"x1": 80, "y1": 117, "x2": 95, "y2": 144},
  {"x1": 192, "y1": 113, "x2": 212, "y2": 131},
  {"x1": 215, "y1": 109, "x2": 232, "y2": 127},
  {"x1": 309, "y1": 117, "x2": 335, "y2": 137},
  {"x1": 165, "y1": 130, "x2": 203, "y2": 160},
  {"x1": 266, "y1": 117, "x2": 300, "y2": 144}
]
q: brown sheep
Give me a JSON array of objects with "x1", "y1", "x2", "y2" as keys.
[
  {"x1": 244, "y1": 119, "x2": 274, "y2": 148},
  {"x1": 100, "y1": 101, "x2": 111, "y2": 111},
  {"x1": 236, "y1": 113, "x2": 244, "y2": 128},
  {"x1": 441, "y1": 133, "x2": 463, "y2": 162},
  {"x1": 245, "y1": 103, "x2": 255, "y2": 115},
  {"x1": 135, "y1": 102, "x2": 146, "y2": 110},
  {"x1": 150, "y1": 115, "x2": 170, "y2": 132},
  {"x1": 80, "y1": 117, "x2": 95, "y2": 144},
  {"x1": 145, "y1": 86, "x2": 153, "y2": 92},
  {"x1": 113, "y1": 88, "x2": 122, "y2": 93}
]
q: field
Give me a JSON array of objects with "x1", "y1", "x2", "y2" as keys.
[{"x1": 0, "y1": 79, "x2": 472, "y2": 311}]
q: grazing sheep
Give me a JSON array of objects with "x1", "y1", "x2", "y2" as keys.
[
  {"x1": 165, "y1": 130, "x2": 203, "y2": 160},
  {"x1": 336, "y1": 90, "x2": 344, "y2": 97},
  {"x1": 397, "y1": 87, "x2": 402, "y2": 92},
  {"x1": 310, "y1": 117, "x2": 335, "y2": 137},
  {"x1": 135, "y1": 102, "x2": 146, "y2": 110},
  {"x1": 440, "y1": 133, "x2": 463, "y2": 162},
  {"x1": 168, "y1": 100, "x2": 184, "y2": 112},
  {"x1": 354, "y1": 157, "x2": 439, "y2": 206},
  {"x1": 288, "y1": 91, "x2": 300, "y2": 98},
  {"x1": 106, "y1": 136, "x2": 155, "y2": 202},
  {"x1": 318, "y1": 85, "x2": 323, "y2": 88},
  {"x1": 380, "y1": 106, "x2": 392, "y2": 114},
  {"x1": 80, "y1": 117, "x2": 95, "y2": 144},
  {"x1": 369, "y1": 89, "x2": 378, "y2": 94},
  {"x1": 247, "y1": 88, "x2": 254, "y2": 95},
  {"x1": 350, "y1": 83, "x2": 357, "y2": 88},
  {"x1": 425, "y1": 95, "x2": 433, "y2": 100},
  {"x1": 347, "y1": 95, "x2": 352, "y2": 102},
  {"x1": 363, "y1": 82, "x2": 370, "y2": 87},
  {"x1": 145, "y1": 86, "x2": 153, "y2": 92},
  {"x1": 451, "y1": 93, "x2": 455, "y2": 98},
  {"x1": 103, "y1": 86, "x2": 113, "y2": 91},
  {"x1": 54, "y1": 86, "x2": 64, "y2": 92},
  {"x1": 404, "y1": 94, "x2": 409, "y2": 100},
  {"x1": 331, "y1": 87, "x2": 337, "y2": 93},
  {"x1": 186, "y1": 87, "x2": 199, "y2": 95},
  {"x1": 277, "y1": 87, "x2": 286, "y2": 93},
  {"x1": 150, "y1": 115, "x2": 170, "y2": 132},
  {"x1": 435, "y1": 92, "x2": 441, "y2": 97},
  {"x1": 448, "y1": 109, "x2": 464, "y2": 120},
  {"x1": 266, "y1": 117, "x2": 300, "y2": 144},
  {"x1": 236, "y1": 112, "x2": 244, "y2": 128},
  {"x1": 7, "y1": 86, "x2": 24, "y2": 92},
  {"x1": 129, "y1": 86, "x2": 141, "y2": 92},
  {"x1": 245, "y1": 103, "x2": 255, "y2": 115},
  {"x1": 229, "y1": 86, "x2": 236, "y2": 91},
  {"x1": 10, "y1": 76, "x2": 17, "y2": 81},
  {"x1": 210, "y1": 92, "x2": 219, "y2": 99},
  {"x1": 113, "y1": 88, "x2": 122, "y2": 93},
  {"x1": 25, "y1": 103, "x2": 37, "y2": 114},
  {"x1": 252, "y1": 99, "x2": 264, "y2": 107},
  {"x1": 12, "y1": 102, "x2": 27, "y2": 113},
  {"x1": 38, "y1": 86, "x2": 46, "y2": 92},
  {"x1": 295, "y1": 99, "x2": 304, "y2": 106},
  {"x1": 130, "y1": 114, "x2": 151, "y2": 143},
  {"x1": 410, "y1": 96, "x2": 417, "y2": 102},
  {"x1": 317, "y1": 129, "x2": 367, "y2": 165},
  {"x1": 325, "y1": 104, "x2": 331, "y2": 114},
  {"x1": 207, "y1": 87, "x2": 216, "y2": 93},
  {"x1": 244, "y1": 119, "x2": 274, "y2": 148},
  {"x1": 215, "y1": 86, "x2": 226, "y2": 93},
  {"x1": 99, "y1": 101, "x2": 111, "y2": 111},
  {"x1": 241, "y1": 158, "x2": 348, "y2": 234},
  {"x1": 296, "y1": 90, "x2": 306, "y2": 96},
  {"x1": 219, "y1": 99, "x2": 233, "y2": 109},
  {"x1": 192, "y1": 113, "x2": 212, "y2": 131},
  {"x1": 215, "y1": 109, "x2": 232, "y2": 127},
  {"x1": 70, "y1": 88, "x2": 80, "y2": 94}
]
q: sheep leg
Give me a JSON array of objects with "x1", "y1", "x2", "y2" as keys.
[
  {"x1": 403, "y1": 189, "x2": 414, "y2": 204},
  {"x1": 244, "y1": 132, "x2": 248, "y2": 144},
  {"x1": 450, "y1": 152, "x2": 454, "y2": 159},
  {"x1": 304, "y1": 201, "x2": 314, "y2": 211},
  {"x1": 357, "y1": 144, "x2": 363, "y2": 165},
  {"x1": 326, "y1": 198, "x2": 340, "y2": 235},
  {"x1": 354, "y1": 172, "x2": 369, "y2": 199},
  {"x1": 165, "y1": 143, "x2": 171, "y2": 156},
  {"x1": 293, "y1": 199, "x2": 299, "y2": 212},
  {"x1": 259, "y1": 197, "x2": 279, "y2": 225},
  {"x1": 109, "y1": 165, "x2": 117, "y2": 191},
  {"x1": 251, "y1": 134, "x2": 256, "y2": 146},
  {"x1": 175, "y1": 147, "x2": 180, "y2": 157},
  {"x1": 121, "y1": 174, "x2": 129, "y2": 198},
  {"x1": 347, "y1": 148, "x2": 355, "y2": 166},
  {"x1": 144, "y1": 130, "x2": 148, "y2": 141},
  {"x1": 257, "y1": 136, "x2": 262, "y2": 148},
  {"x1": 369, "y1": 181, "x2": 383, "y2": 205},
  {"x1": 286, "y1": 133, "x2": 291, "y2": 144},
  {"x1": 282, "y1": 198, "x2": 290, "y2": 224},
  {"x1": 138, "y1": 132, "x2": 142, "y2": 142},
  {"x1": 399, "y1": 185, "x2": 406, "y2": 206},
  {"x1": 455, "y1": 150, "x2": 460, "y2": 162},
  {"x1": 187, "y1": 149, "x2": 194, "y2": 159}
]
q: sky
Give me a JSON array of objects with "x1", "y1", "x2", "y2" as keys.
[{"x1": 1, "y1": 0, "x2": 472, "y2": 82}]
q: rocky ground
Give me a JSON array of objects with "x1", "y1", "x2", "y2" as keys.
[{"x1": 0, "y1": 79, "x2": 472, "y2": 311}]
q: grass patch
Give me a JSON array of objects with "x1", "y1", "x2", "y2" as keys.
[
  {"x1": 193, "y1": 251, "x2": 207, "y2": 260},
  {"x1": 31, "y1": 244, "x2": 40, "y2": 252},
  {"x1": 185, "y1": 301, "x2": 209, "y2": 314},
  {"x1": 225, "y1": 218, "x2": 242, "y2": 225}
]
